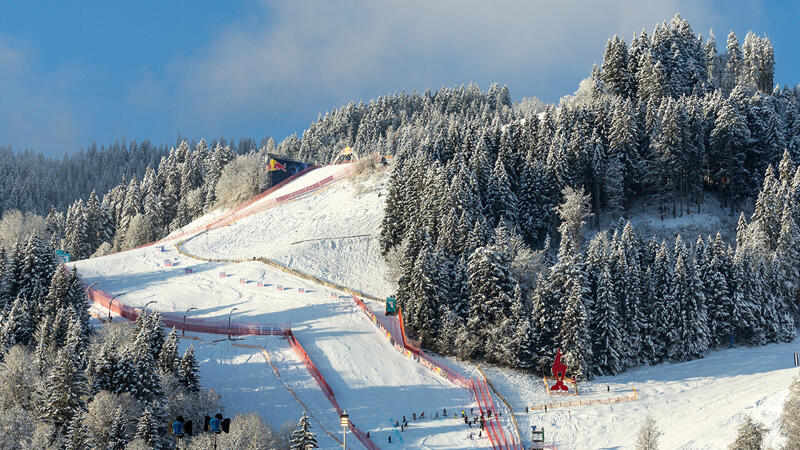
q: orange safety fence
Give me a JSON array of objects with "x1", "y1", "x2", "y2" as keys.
[{"x1": 529, "y1": 388, "x2": 638, "y2": 411}]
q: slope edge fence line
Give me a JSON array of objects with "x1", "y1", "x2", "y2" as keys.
[
  {"x1": 123, "y1": 164, "x2": 322, "y2": 255},
  {"x1": 230, "y1": 342, "x2": 344, "y2": 446},
  {"x1": 174, "y1": 239, "x2": 519, "y2": 449},
  {"x1": 477, "y1": 365, "x2": 523, "y2": 449},
  {"x1": 85, "y1": 284, "x2": 378, "y2": 449},
  {"x1": 528, "y1": 388, "x2": 639, "y2": 411}
]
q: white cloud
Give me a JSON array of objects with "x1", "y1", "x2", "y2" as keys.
[{"x1": 173, "y1": 0, "x2": 719, "y2": 119}]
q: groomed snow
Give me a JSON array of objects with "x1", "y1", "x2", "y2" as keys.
[
  {"x1": 73, "y1": 185, "x2": 481, "y2": 449},
  {"x1": 183, "y1": 169, "x2": 394, "y2": 298},
  {"x1": 442, "y1": 337, "x2": 799, "y2": 450}
]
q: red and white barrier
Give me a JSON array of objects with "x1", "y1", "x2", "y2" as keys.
[
  {"x1": 219, "y1": 272, "x2": 227, "y2": 278},
  {"x1": 257, "y1": 281, "x2": 263, "y2": 288},
  {"x1": 85, "y1": 285, "x2": 288, "y2": 336},
  {"x1": 285, "y1": 330, "x2": 379, "y2": 450},
  {"x1": 239, "y1": 278, "x2": 246, "y2": 285}
]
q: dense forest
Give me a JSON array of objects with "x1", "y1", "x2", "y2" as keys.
[{"x1": 0, "y1": 136, "x2": 270, "y2": 216}]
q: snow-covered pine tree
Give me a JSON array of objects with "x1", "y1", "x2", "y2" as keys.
[
  {"x1": 134, "y1": 406, "x2": 163, "y2": 450},
  {"x1": 600, "y1": 36, "x2": 631, "y2": 97},
  {"x1": 178, "y1": 345, "x2": 200, "y2": 393},
  {"x1": 560, "y1": 276, "x2": 592, "y2": 380},
  {"x1": 731, "y1": 250, "x2": 761, "y2": 345},
  {"x1": 651, "y1": 241, "x2": 673, "y2": 361},
  {"x1": 723, "y1": 31, "x2": 743, "y2": 95},
  {"x1": 64, "y1": 412, "x2": 90, "y2": 450},
  {"x1": 158, "y1": 328, "x2": 180, "y2": 376},
  {"x1": 106, "y1": 406, "x2": 129, "y2": 450},
  {"x1": 710, "y1": 100, "x2": 751, "y2": 211},
  {"x1": 466, "y1": 244, "x2": 514, "y2": 360},
  {"x1": 0, "y1": 295, "x2": 34, "y2": 350},
  {"x1": 130, "y1": 322, "x2": 165, "y2": 403},
  {"x1": 43, "y1": 346, "x2": 87, "y2": 430},
  {"x1": 290, "y1": 413, "x2": 319, "y2": 450},
  {"x1": 592, "y1": 266, "x2": 623, "y2": 375}
]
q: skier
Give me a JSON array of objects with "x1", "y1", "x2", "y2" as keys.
[
  {"x1": 394, "y1": 420, "x2": 399, "y2": 427},
  {"x1": 367, "y1": 432, "x2": 370, "y2": 438},
  {"x1": 443, "y1": 408, "x2": 447, "y2": 416},
  {"x1": 525, "y1": 406, "x2": 529, "y2": 413},
  {"x1": 420, "y1": 412, "x2": 424, "y2": 419},
  {"x1": 413, "y1": 413, "x2": 416, "y2": 420},
  {"x1": 388, "y1": 435, "x2": 392, "y2": 444},
  {"x1": 435, "y1": 412, "x2": 439, "y2": 420},
  {"x1": 402, "y1": 416, "x2": 407, "y2": 425}
]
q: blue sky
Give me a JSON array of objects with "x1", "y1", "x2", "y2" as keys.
[{"x1": 1, "y1": 1, "x2": 799, "y2": 156}]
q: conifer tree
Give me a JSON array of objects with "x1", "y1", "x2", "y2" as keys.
[
  {"x1": 107, "y1": 406, "x2": 129, "y2": 450},
  {"x1": 592, "y1": 266, "x2": 623, "y2": 375},
  {"x1": 178, "y1": 345, "x2": 201, "y2": 393},
  {"x1": 134, "y1": 406, "x2": 163, "y2": 450},
  {"x1": 43, "y1": 346, "x2": 87, "y2": 430},
  {"x1": 158, "y1": 328, "x2": 180, "y2": 376},
  {"x1": 560, "y1": 277, "x2": 592, "y2": 380},
  {"x1": 290, "y1": 413, "x2": 319, "y2": 450}
]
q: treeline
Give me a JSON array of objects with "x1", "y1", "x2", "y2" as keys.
[
  {"x1": 0, "y1": 136, "x2": 270, "y2": 217},
  {"x1": 42, "y1": 139, "x2": 278, "y2": 260}
]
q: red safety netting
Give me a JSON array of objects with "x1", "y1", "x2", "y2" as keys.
[
  {"x1": 471, "y1": 376, "x2": 521, "y2": 450},
  {"x1": 285, "y1": 329, "x2": 380, "y2": 450},
  {"x1": 86, "y1": 286, "x2": 289, "y2": 336},
  {"x1": 350, "y1": 295, "x2": 472, "y2": 389},
  {"x1": 118, "y1": 163, "x2": 349, "y2": 256}
]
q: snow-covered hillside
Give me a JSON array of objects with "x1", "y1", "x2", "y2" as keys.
[
  {"x1": 74, "y1": 166, "x2": 483, "y2": 449},
  {"x1": 183, "y1": 168, "x2": 394, "y2": 298},
  {"x1": 470, "y1": 337, "x2": 799, "y2": 449},
  {"x1": 74, "y1": 163, "x2": 799, "y2": 449}
]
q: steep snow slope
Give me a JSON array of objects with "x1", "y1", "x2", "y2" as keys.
[
  {"x1": 183, "y1": 169, "x2": 394, "y2": 298},
  {"x1": 73, "y1": 167, "x2": 483, "y2": 449}
]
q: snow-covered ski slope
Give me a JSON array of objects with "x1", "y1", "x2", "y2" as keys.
[
  {"x1": 74, "y1": 165, "x2": 482, "y2": 449},
  {"x1": 451, "y1": 337, "x2": 799, "y2": 450},
  {"x1": 183, "y1": 168, "x2": 394, "y2": 298}
]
